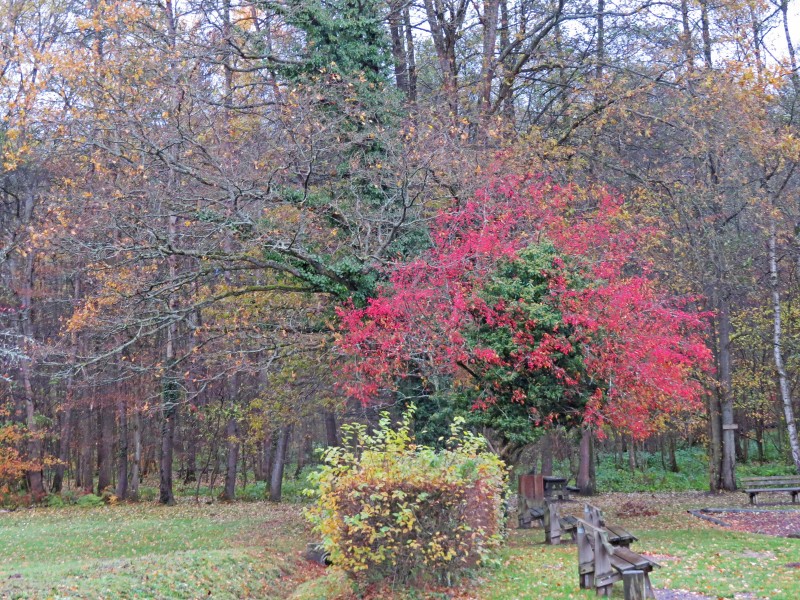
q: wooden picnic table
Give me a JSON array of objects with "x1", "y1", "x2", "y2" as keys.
[{"x1": 543, "y1": 476, "x2": 569, "y2": 500}]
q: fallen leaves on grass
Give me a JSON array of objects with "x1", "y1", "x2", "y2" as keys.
[{"x1": 701, "y1": 511, "x2": 800, "y2": 538}]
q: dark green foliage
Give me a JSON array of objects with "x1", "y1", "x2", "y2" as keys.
[
  {"x1": 412, "y1": 243, "x2": 588, "y2": 454},
  {"x1": 465, "y1": 243, "x2": 585, "y2": 423},
  {"x1": 267, "y1": 0, "x2": 391, "y2": 89},
  {"x1": 76, "y1": 493, "x2": 105, "y2": 508},
  {"x1": 254, "y1": 0, "x2": 421, "y2": 305}
]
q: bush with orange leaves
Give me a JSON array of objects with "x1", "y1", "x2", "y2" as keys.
[{"x1": 0, "y1": 406, "x2": 37, "y2": 503}]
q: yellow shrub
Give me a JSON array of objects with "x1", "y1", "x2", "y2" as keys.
[{"x1": 305, "y1": 407, "x2": 507, "y2": 585}]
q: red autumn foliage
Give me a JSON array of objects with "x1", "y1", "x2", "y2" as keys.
[{"x1": 337, "y1": 176, "x2": 712, "y2": 440}]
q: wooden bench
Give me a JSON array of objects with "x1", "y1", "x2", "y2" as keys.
[
  {"x1": 740, "y1": 476, "x2": 800, "y2": 505},
  {"x1": 584, "y1": 503, "x2": 638, "y2": 547},
  {"x1": 518, "y1": 502, "x2": 545, "y2": 529},
  {"x1": 542, "y1": 500, "x2": 578, "y2": 545},
  {"x1": 518, "y1": 474, "x2": 575, "y2": 528},
  {"x1": 576, "y1": 518, "x2": 659, "y2": 598},
  {"x1": 741, "y1": 476, "x2": 800, "y2": 505}
]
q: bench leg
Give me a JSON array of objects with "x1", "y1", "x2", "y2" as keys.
[
  {"x1": 750, "y1": 492, "x2": 758, "y2": 506},
  {"x1": 596, "y1": 584, "x2": 612, "y2": 597},
  {"x1": 792, "y1": 491, "x2": 799, "y2": 504},
  {"x1": 623, "y1": 570, "x2": 646, "y2": 600},
  {"x1": 579, "y1": 570, "x2": 593, "y2": 590},
  {"x1": 644, "y1": 573, "x2": 656, "y2": 599}
]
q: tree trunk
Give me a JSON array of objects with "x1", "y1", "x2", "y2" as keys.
[
  {"x1": 700, "y1": 0, "x2": 713, "y2": 68},
  {"x1": 159, "y1": 0, "x2": 180, "y2": 507},
  {"x1": 769, "y1": 220, "x2": 800, "y2": 473},
  {"x1": 222, "y1": 415, "x2": 240, "y2": 501},
  {"x1": 388, "y1": 2, "x2": 409, "y2": 96},
  {"x1": 269, "y1": 425, "x2": 292, "y2": 502},
  {"x1": 667, "y1": 434, "x2": 679, "y2": 473},
  {"x1": 159, "y1": 376, "x2": 179, "y2": 505},
  {"x1": 680, "y1": 0, "x2": 693, "y2": 70},
  {"x1": 264, "y1": 433, "x2": 276, "y2": 490},
  {"x1": 628, "y1": 436, "x2": 637, "y2": 472},
  {"x1": 708, "y1": 390, "x2": 723, "y2": 492},
  {"x1": 739, "y1": 424, "x2": 749, "y2": 464},
  {"x1": 54, "y1": 278, "x2": 81, "y2": 493},
  {"x1": 116, "y1": 400, "x2": 129, "y2": 499},
  {"x1": 79, "y1": 406, "x2": 94, "y2": 494},
  {"x1": 19, "y1": 249, "x2": 45, "y2": 499},
  {"x1": 254, "y1": 443, "x2": 266, "y2": 482},
  {"x1": 295, "y1": 423, "x2": 313, "y2": 477},
  {"x1": 403, "y1": 6, "x2": 417, "y2": 102},
  {"x1": 779, "y1": 0, "x2": 799, "y2": 94},
  {"x1": 756, "y1": 423, "x2": 765, "y2": 463},
  {"x1": 577, "y1": 427, "x2": 595, "y2": 495},
  {"x1": 130, "y1": 410, "x2": 141, "y2": 500},
  {"x1": 97, "y1": 404, "x2": 114, "y2": 494},
  {"x1": 52, "y1": 406, "x2": 72, "y2": 493},
  {"x1": 478, "y1": 0, "x2": 500, "y2": 118},
  {"x1": 718, "y1": 299, "x2": 737, "y2": 490},
  {"x1": 324, "y1": 410, "x2": 339, "y2": 448}
]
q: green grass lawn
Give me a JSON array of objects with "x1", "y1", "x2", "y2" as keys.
[
  {"x1": 2, "y1": 493, "x2": 799, "y2": 599},
  {"x1": 0, "y1": 501, "x2": 310, "y2": 599},
  {"x1": 477, "y1": 492, "x2": 800, "y2": 600},
  {"x1": 483, "y1": 526, "x2": 800, "y2": 599}
]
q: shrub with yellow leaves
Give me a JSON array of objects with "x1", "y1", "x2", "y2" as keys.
[{"x1": 305, "y1": 406, "x2": 507, "y2": 586}]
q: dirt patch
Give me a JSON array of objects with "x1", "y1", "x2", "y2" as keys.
[
  {"x1": 616, "y1": 500, "x2": 659, "y2": 518},
  {"x1": 695, "y1": 510, "x2": 800, "y2": 537},
  {"x1": 642, "y1": 552, "x2": 680, "y2": 562},
  {"x1": 655, "y1": 589, "x2": 713, "y2": 599},
  {"x1": 740, "y1": 550, "x2": 775, "y2": 559}
]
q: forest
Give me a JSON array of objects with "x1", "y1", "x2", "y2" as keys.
[{"x1": 1, "y1": 0, "x2": 800, "y2": 596}]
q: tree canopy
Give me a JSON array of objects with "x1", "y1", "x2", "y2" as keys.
[{"x1": 338, "y1": 177, "x2": 712, "y2": 456}]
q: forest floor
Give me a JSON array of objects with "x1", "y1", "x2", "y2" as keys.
[{"x1": 0, "y1": 492, "x2": 799, "y2": 599}]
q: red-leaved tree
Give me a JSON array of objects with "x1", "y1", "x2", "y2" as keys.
[{"x1": 337, "y1": 176, "x2": 712, "y2": 446}]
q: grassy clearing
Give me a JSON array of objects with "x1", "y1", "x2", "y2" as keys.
[
  {"x1": 0, "y1": 501, "x2": 310, "y2": 599},
  {"x1": 476, "y1": 492, "x2": 800, "y2": 600},
  {"x1": 2, "y1": 492, "x2": 799, "y2": 599}
]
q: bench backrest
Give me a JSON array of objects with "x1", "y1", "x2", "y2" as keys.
[
  {"x1": 576, "y1": 518, "x2": 615, "y2": 584},
  {"x1": 584, "y1": 503, "x2": 606, "y2": 527},
  {"x1": 543, "y1": 500, "x2": 562, "y2": 544},
  {"x1": 740, "y1": 476, "x2": 800, "y2": 487}
]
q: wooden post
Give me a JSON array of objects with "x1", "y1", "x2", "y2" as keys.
[
  {"x1": 593, "y1": 529, "x2": 615, "y2": 596},
  {"x1": 544, "y1": 501, "x2": 561, "y2": 545},
  {"x1": 577, "y1": 523, "x2": 594, "y2": 589},
  {"x1": 585, "y1": 503, "x2": 605, "y2": 527},
  {"x1": 623, "y1": 570, "x2": 646, "y2": 600}
]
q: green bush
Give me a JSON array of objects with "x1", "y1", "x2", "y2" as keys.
[
  {"x1": 61, "y1": 490, "x2": 79, "y2": 505},
  {"x1": 306, "y1": 408, "x2": 507, "y2": 586},
  {"x1": 138, "y1": 487, "x2": 157, "y2": 502},
  {"x1": 76, "y1": 493, "x2": 105, "y2": 508},
  {"x1": 45, "y1": 494, "x2": 66, "y2": 508},
  {"x1": 281, "y1": 466, "x2": 318, "y2": 503},
  {"x1": 237, "y1": 482, "x2": 267, "y2": 501}
]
